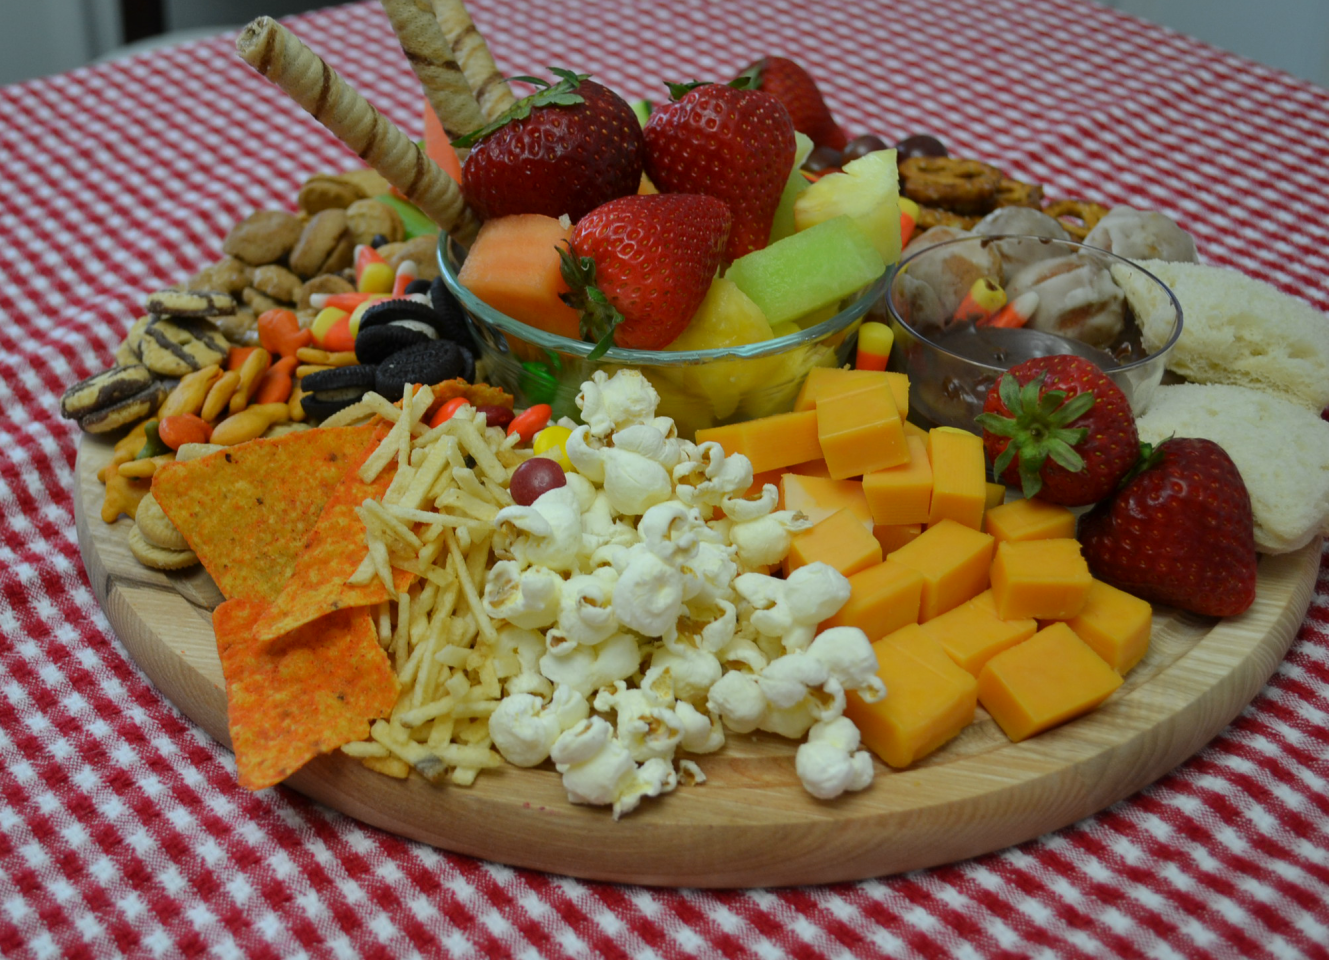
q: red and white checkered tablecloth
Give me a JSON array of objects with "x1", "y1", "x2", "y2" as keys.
[{"x1": 2, "y1": 0, "x2": 1326, "y2": 955}]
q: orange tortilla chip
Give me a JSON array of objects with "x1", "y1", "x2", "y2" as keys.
[
  {"x1": 151, "y1": 425, "x2": 377, "y2": 602},
  {"x1": 213, "y1": 597, "x2": 398, "y2": 790},
  {"x1": 253, "y1": 432, "x2": 413, "y2": 642}
]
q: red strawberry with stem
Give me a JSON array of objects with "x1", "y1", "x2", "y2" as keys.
[
  {"x1": 559, "y1": 193, "x2": 731, "y2": 355},
  {"x1": 736, "y1": 57, "x2": 848, "y2": 151},
  {"x1": 643, "y1": 79, "x2": 795, "y2": 262},
  {"x1": 456, "y1": 68, "x2": 644, "y2": 223},
  {"x1": 1079, "y1": 438, "x2": 1257, "y2": 617},
  {"x1": 974, "y1": 355, "x2": 1139, "y2": 506}
]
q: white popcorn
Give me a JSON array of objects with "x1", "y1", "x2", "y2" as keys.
[
  {"x1": 724, "y1": 509, "x2": 812, "y2": 570},
  {"x1": 675, "y1": 701, "x2": 725, "y2": 754},
  {"x1": 673, "y1": 441, "x2": 753, "y2": 508},
  {"x1": 759, "y1": 652, "x2": 828, "y2": 709},
  {"x1": 593, "y1": 681, "x2": 684, "y2": 762},
  {"x1": 493, "y1": 485, "x2": 583, "y2": 572},
  {"x1": 720, "y1": 483, "x2": 779, "y2": 522},
  {"x1": 613, "y1": 422, "x2": 684, "y2": 472},
  {"x1": 494, "y1": 625, "x2": 553, "y2": 698},
  {"x1": 489, "y1": 687, "x2": 590, "y2": 768},
  {"x1": 600, "y1": 447, "x2": 673, "y2": 516},
  {"x1": 562, "y1": 471, "x2": 598, "y2": 513},
  {"x1": 577, "y1": 369, "x2": 659, "y2": 438},
  {"x1": 565, "y1": 425, "x2": 606, "y2": 483},
  {"x1": 483, "y1": 561, "x2": 562, "y2": 630},
  {"x1": 734, "y1": 563, "x2": 852, "y2": 652},
  {"x1": 646, "y1": 644, "x2": 721, "y2": 707},
  {"x1": 808, "y1": 627, "x2": 886, "y2": 703},
  {"x1": 549, "y1": 570, "x2": 619, "y2": 650},
  {"x1": 612, "y1": 545, "x2": 685, "y2": 637},
  {"x1": 637, "y1": 500, "x2": 704, "y2": 568},
  {"x1": 706, "y1": 670, "x2": 766, "y2": 734},
  {"x1": 795, "y1": 716, "x2": 875, "y2": 800},
  {"x1": 539, "y1": 630, "x2": 641, "y2": 698},
  {"x1": 550, "y1": 716, "x2": 677, "y2": 818}
]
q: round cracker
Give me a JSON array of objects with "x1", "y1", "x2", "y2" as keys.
[
  {"x1": 135, "y1": 492, "x2": 190, "y2": 552},
  {"x1": 128, "y1": 523, "x2": 199, "y2": 571}
]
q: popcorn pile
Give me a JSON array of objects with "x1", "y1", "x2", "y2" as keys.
[{"x1": 479, "y1": 369, "x2": 886, "y2": 817}]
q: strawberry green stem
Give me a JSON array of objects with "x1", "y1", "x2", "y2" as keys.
[{"x1": 974, "y1": 371, "x2": 1093, "y2": 498}]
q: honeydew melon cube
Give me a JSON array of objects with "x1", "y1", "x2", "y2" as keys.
[
  {"x1": 769, "y1": 132, "x2": 815, "y2": 245},
  {"x1": 726, "y1": 216, "x2": 886, "y2": 327},
  {"x1": 794, "y1": 149, "x2": 901, "y2": 264}
]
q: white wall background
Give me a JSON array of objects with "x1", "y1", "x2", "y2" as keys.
[{"x1": 1, "y1": 0, "x2": 1327, "y2": 89}]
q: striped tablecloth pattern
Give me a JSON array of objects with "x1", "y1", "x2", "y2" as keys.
[{"x1": 1, "y1": 0, "x2": 1326, "y2": 956}]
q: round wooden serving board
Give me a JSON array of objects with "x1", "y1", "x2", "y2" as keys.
[{"x1": 75, "y1": 434, "x2": 1321, "y2": 888}]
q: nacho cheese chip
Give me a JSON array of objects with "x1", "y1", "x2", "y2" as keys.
[
  {"x1": 151, "y1": 425, "x2": 377, "y2": 602},
  {"x1": 213, "y1": 598, "x2": 398, "y2": 790}
]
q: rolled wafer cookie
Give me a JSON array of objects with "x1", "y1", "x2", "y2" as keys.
[
  {"x1": 430, "y1": 0, "x2": 515, "y2": 121},
  {"x1": 380, "y1": 0, "x2": 485, "y2": 162},
  {"x1": 235, "y1": 16, "x2": 478, "y2": 244}
]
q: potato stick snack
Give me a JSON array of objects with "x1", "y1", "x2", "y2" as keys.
[
  {"x1": 235, "y1": 16, "x2": 479, "y2": 243},
  {"x1": 379, "y1": 0, "x2": 486, "y2": 162},
  {"x1": 429, "y1": 0, "x2": 515, "y2": 121}
]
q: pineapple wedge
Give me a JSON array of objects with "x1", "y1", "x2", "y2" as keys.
[{"x1": 794, "y1": 149, "x2": 901, "y2": 264}]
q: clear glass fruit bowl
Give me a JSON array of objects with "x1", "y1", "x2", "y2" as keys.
[
  {"x1": 437, "y1": 236, "x2": 891, "y2": 439},
  {"x1": 885, "y1": 235, "x2": 1183, "y2": 432}
]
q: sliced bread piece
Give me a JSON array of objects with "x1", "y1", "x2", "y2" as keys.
[
  {"x1": 1135, "y1": 383, "x2": 1329, "y2": 554},
  {"x1": 1112, "y1": 260, "x2": 1329, "y2": 412}
]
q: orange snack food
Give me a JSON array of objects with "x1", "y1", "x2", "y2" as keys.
[
  {"x1": 253, "y1": 356, "x2": 300, "y2": 405},
  {"x1": 793, "y1": 366, "x2": 909, "y2": 416},
  {"x1": 695, "y1": 410, "x2": 822, "y2": 475},
  {"x1": 862, "y1": 434, "x2": 932, "y2": 526},
  {"x1": 919, "y1": 598, "x2": 1037, "y2": 677},
  {"x1": 927, "y1": 427, "x2": 986, "y2": 530},
  {"x1": 846, "y1": 624, "x2": 978, "y2": 768},
  {"x1": 157, "y1": 414, "x2": 213, "y2": 450},
  {"x1": 258, "y1": 308, "x2": 314, "y2": 358},
  {"x1": 815, "y1": 380, "x2": 909, "y2": 479},
  {"x1": 977, "y1": 623, "x2": 1123, "y2": 742},
  {"x1": 984, "y1": 497, "x2": 1077, "y2": 544},
  {"x1": 784, "y1": 507, "x2": 882, "y2": 577},
  {"x1": 1065, "y1": 579, "x2": 1153, "y2": 675},
  {"x1": 779, "y1": 473, "x2": 872, "y2": 529},
  {"x1": 873, "y1": 522, "x2": 921, "y2": 555},
  {"x1": 214, "y1": 598, "x2": 398, "y2": 790},
  {"x1": 887, "y1": 519, "x2": 995, "y2": 622},
  {"x1": 821, "y1": 560, "x2": 923, "y2": 641},
  {"x1": 989, "y1": 538, "x2": 1092, "y2": 621}
]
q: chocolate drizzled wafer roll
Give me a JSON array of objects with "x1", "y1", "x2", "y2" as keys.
[
  {"x1": 236, "y1": 16, "x2": 478, "y2": 244},
  {"x1": 430, "y1": 0, "x2": 516, "y2": 121},
  {"x1": 380, "y1": 0, "x2": 485, "y2": 162}
]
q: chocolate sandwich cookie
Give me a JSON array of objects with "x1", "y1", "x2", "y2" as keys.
[
  {"x1": 375, "y1": 340, "x2": 468, "y2": 401},
  {"x1": 300, "y1": 364, "x2": 378, "y2": 419}
]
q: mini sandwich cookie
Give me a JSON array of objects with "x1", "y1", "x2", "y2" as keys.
[
  {"x1": 139, "y1": 317, "x2": 229, "y2": 377},
  {"x1": 145, "y1": 289, "x2": 238, "y2": 319}
]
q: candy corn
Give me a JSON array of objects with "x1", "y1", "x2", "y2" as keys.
[{"x1": 856, "y1": 321, "x2": 895, "y2": 371}]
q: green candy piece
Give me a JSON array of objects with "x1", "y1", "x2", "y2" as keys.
[
  {"x1": 519, "y1": 362, "x2": 559, "y2": 405},
  {"x1": 374, "y1": 194, "x2": 440, "y2": 240},
  {"x1": 136, "y1": 421, "x2": 170, "y2": 459}
]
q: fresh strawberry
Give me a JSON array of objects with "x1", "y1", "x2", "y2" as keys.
[
  {"x1": 1079, "y1": 438, "x2": 1257, "y2": 617},
  {"x1": 975, "y1": 355, "x2": 1139, "y2": 506},
  {"x1": 643, "y1": 80, "x2": 795, "y2": 261},
  {"x1": 457, "y1": 69, "x2": 644, "y2": 223},
  {"x1": 559, "y1": 193, "x2": 730, "y2": 354},
  {"x1": 737, "y1": 57, "x2": 848, "y2": 151}
]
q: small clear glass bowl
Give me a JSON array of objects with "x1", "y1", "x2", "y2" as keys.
[
  {"x1": 437, "y1": 236, "x2": 891, "y2": 439},
  {"x1": 885, "y1": 235, "x2": 1182, "y2": 431}
]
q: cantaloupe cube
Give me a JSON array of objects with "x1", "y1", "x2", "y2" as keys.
[
  {"x1": 846, "y1": 624, "x2": 978, "y2": 768},
  {"x1": 887, "y1": 519, "x2": 994, "y2": 622},
  {"x1": 780, "y1": 474, "x2": 872, "y2": 530},
  {"x1": 822, "y1": 560, "x2": 924, "y2": 641},
  {"x1": 920, "y1": 598, "x2": 1037, "y2": 677},
  {"x1": 784, "y1": 507, "x2": 882, "y2": 578},
  {"x1": 457, "y1": 214, "x2": 580, "y2": 342},
  {"x1": 927, "y1": 428, "x2": 987, "y2": 530},
  {"x1": 989, "y1": 539, "x2": 1092, "y2": 621},
  {"x1": 793, "y1": 367, "x2": 909, "y2": 416},
  {"x1": 984, "y1": 497, "x2": 1077, "y2": 544},
  {"x1": 816, "y1": 381, "x2": 909, "y2": 479},
  {"x1": 862, "y1": 435, "x2": 932, "y2": 526},
  {"x1": 977, "y1": 623, "x2": 1123, "y2": 742},
  {"x1": 1066, "y1": 579, "x2": 1153, "y2": 675},
  {"x1": 695, "y1": 410, "x2": 821, "y2": 475},
  {"x1": 873, "y1": 523, "x2": 922, "y2": 555}
]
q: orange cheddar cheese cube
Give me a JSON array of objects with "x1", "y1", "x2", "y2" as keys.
[
  {"x1": 794, "y1": 366, "x2": 909, "y2": 416},
  {"x1": 846, "y1": 624, "x2": 978, "y2": 768},
  {"x1": 887, "y1": 518, "x2": 994, "y2": 622},
  {"x1": 985, "y1": 482, "x2": 1006, "y2": 510},
  {"x1": 784, "y1": 507, "x2": 882, "y2": 578},
  {"x1": 989, "y1": 539, "x2": 1092, "y2": 621},
  {"x1": 920, "y1": 597, "x2": 1037, "y2": 676},
  {"x1": 1065, "y1": 579, "x2": 1153, "y2": 675},
  {"x1": 984, "y1": 497, "x2": 1077, "y2": 544},
  {"x1": 822, "y1": 560, "x2": 924, "y2": 641},
  {"x1": 977, "y1": 623, "x2": 1123, "y2": 742},
  {"x1": 862, "y1": 435, "x2": 932, "y2": 526},
  {"x1": 927, "y1": 428, "x2": 987, "y2": 529},
  {"x1": 904, "y1": 420, "x2": 929, "y2": 442},
  {"x1": 696, "y1": 410, "x2": 821, "y2": 475},
  {"x1": 780, "y1": 474, "x2": 872, "y2": 530},
  {"x1": 789, "y1": 458, "x2": 831, "y2": 478},
  {"x1": 747, "y1": 468, "x2": 785, "y2": 498},
  {"x1": 816, "y1": 381, "x2": 910, "y2": 479},
  {"x1": 873, "y1": 522, "x2": 921, "y2": 555}
]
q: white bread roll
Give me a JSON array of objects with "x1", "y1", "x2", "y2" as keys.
[
  {"x1": 1135, "y1": 383, "x2": 1329, "y2": 554},
  {"x1": 1112, "y1": 260, "x2": 1329, "y2": 412}
]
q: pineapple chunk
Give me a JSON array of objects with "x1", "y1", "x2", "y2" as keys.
[
  {"x1": 794, "y1": 149, "x2": 901, "y2": 264},
  {"x1": 660, "y1": 278, "x2": 775, "y2": 419}
]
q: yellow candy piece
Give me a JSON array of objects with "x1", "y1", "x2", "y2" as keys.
[
  {"x1": 311, "y1": 307, "x2": 348, "y2": 345},
  {"x1": 358, "y1": 261, "x2": 395, "y2": 294},
  {"x1": 532, "y1": 424, "x2": 573, "y2": 470},
  {"x1": 348, "y1": 298, "x2": 381, "y2": 337}
]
